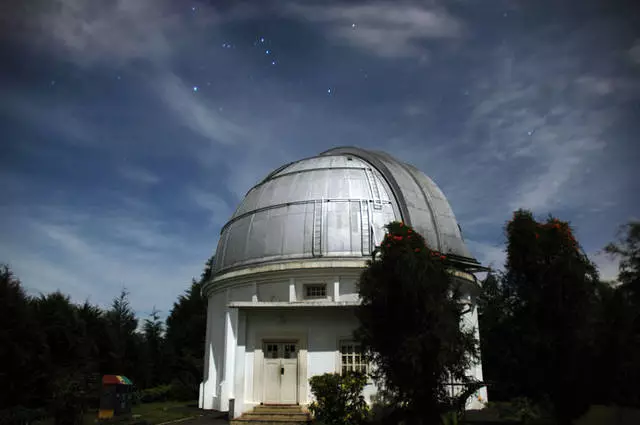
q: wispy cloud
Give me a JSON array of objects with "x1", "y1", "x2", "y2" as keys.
[
  {"x1": 286, "y1": 2, "x2": 463, "y2": 58},
  {"x1": 467, "y1": 240, "x2": 506, "y2": 271},
  {"x1": 590, "y1": 251, "x2": 620, "y2": 283},
  {"x1": 0, "y1": 203, "x2": 209, "y2": 315},
  {"x1": 118, "y1": 165, "x2": 160, "y2": 185},
  {"x1": 34, "y1": 0, "x2": 184, "y2": 67},
  {"x1": 0, "y1": 92, "x2": 97, "y2": 147},
  {"x1": 187, "y1": 186, "x2": 233, "y2": 226},
  {"x1": 629, "y1": 39, "x2": 640, "y2": 64},
  {"x1": 154, "y1": 72, "x2": 254, "y2": 147}
]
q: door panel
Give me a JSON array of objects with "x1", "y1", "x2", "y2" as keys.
[
  {"x1": 262, "y1": 342, "x2": 298, "y2": 404},
  {"x1": 281, "y1": 343, "x2": 298, "y2": 404},
  {"x1": 263, "y1": 359, "x2": 281, "y2": 404}
]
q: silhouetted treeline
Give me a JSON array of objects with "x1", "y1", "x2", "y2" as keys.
[
  {"x1": 0, "y1": 255, "x2": 213, "y2": 421},
  {"x1": 478, "y1": 214, "x2": 640, "y2": 423}
]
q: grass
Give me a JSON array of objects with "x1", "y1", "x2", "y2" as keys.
[
  {"x1": 130, "y1": 400, "x2": 201, "y2": 424},
  {"x1": 33, "y1": 401, "x2": 202, "y2": 425}
]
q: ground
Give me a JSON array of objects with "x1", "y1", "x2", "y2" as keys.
[{"x1": 33, "y1": 401, "x2": 228, "y2": 425}]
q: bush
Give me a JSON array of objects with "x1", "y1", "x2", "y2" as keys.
[
  {"x1": 50, "y1": 374, "x2": 90, "y2": 425},
  {"x1": 0, "y1": 406, "x2": 47, "y2": 425},
  {"x1": 309, "y1": 372, "x2": 369, "y2": 425},
  {"x1": 485, "y1": 397, "x2": 544, "y2": 423},
  {"x1": 139, "y1": 385, "x2": 172, "y2": 403},
  {"x1": 167, "y1": 379, "x2": 197, "y2": 401}
]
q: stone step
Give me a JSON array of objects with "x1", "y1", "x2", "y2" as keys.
[
  {"x1": 229, "y1": 415, "x2": 311, "y2": 425},
  {"x1": 230, "y1": 405, "x2": 311, "y2": 425},
  {"x1": 244, "y1": 413, "x2": 310, "y2": 420},
  {"x1": 253, "y1": 407, "x2": 305, "y2": 412}
]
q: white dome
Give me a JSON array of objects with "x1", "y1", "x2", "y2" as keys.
[{"x1": 213, "y1": 146, "x2": 478, "y2": 275}]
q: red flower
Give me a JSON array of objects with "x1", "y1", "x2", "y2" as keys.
[
  {"x1": 440, "y1": 255, "x2": 446, "y2": 260},
  {"x1": 393, "y1": 236, "x2": 403, "y2": 241},
  {"x1": 414, "y1": 248, "x2": 420, "y2": 252},
  {"x1": 535, "y1": 233, "x2": 539, "y2": 239},
  {"x1": 407, "y1": 229, "x2": 412, "y2": 234}
]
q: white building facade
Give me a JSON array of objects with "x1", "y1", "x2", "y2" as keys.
[{"x1": 199, "y1": 147, "x2": 488, "y2": 417}]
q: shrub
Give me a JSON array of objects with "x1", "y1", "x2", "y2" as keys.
[
  {"x1": 49, "y1": 374, "x2": 90, "y2": 425},
  {"x1": 485, "y1": 397, "x2": 544, "y2": 423},
  {"x1": 139, "y1": 385, "x2": 172, "y2": 403},
  {"x1": 0, "y1": 406, "x2": 47, "y2": 425},
  {"x1": 309, "y1": 372, "x2": 369, "y2": 425},
  {"x1": 168, "y1": 379, "x2": 197, "y2": 401}
]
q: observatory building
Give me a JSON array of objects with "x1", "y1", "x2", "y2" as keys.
[{"x1": 199, "y1": 147, "x2": 487, "y2": 417}]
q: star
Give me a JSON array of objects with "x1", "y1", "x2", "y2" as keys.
[
  {"x1": 265, "y1": 49, "x2": 271, "y2": 55},
  {"x1": 327, "y1": 88, "x2": 332, "y2": 94},
  {"x1": 271, "y1": 60, "x2": 277, "y2": 65},
  {"x1": 260, "y1": 37, "x2": 265, "y2": 43},
  {"x1": 352, "y1": 23, "x2": 357, "y2": 29},
  {"x1": 193, "y1": 86, "x2": 199, "y2": 92},
  {"x1": 527, "y1": 130, "x2": 535, "y2": 136},
  {"x1": 192, "y1": 6, "x2": 197, "y2": 12},
  {"x1": 50, "y1": 80, "x2": 56, "y2": 86}
]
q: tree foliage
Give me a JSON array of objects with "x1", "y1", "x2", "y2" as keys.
[
  {"x1": 479, "y1": 210, "x2": 604, "y2": 423},
  {"x1": 604, "y1": 221, "x2": 640, "y2": 297},
  {"x1": 596, "y1": 221, "x2": 640, "y2": 407},
  {"x1": 356, "y1": 221, "x2": 479, "y2": 424},
  {"x1": 0, "y1": 253, "x2": 213, "y2": 423}
]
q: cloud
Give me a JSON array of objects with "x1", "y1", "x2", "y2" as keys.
[
  {"x1": 0, "y1": 92, "x2": 97, "y2": 147},
  {"x1": 0, "y1": 201, "x2": 210, "y2": 316},
  {"x1": 118, "y1": 165, "x2": 160, "y2": 185},
  {"x1": 629, "y1": 39, "x2": 640, "y2": 65},
  {"x1": 589, "y1": 251, "x2": 620, "y2": 283},
  {"x1": 154, "y1": 72, "x2": 254, "y2": 147},
  {"x1": 187, "y1": 187, "x2": 233, "y2": 226},
  {"x1": 33, "y1": 0, "x2": 184, "y2": 67},
  {"x1": 466, "y1": 240, "x2": 506, "y2": 271},
  {"x1": 286, "y1": 2, "x2": 463, "y2": 58}
]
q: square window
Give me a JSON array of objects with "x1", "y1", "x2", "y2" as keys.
[
  {"x1": 305, "y1": 284, "x2": 327, "y2": 299},
  {"x1": 339, "y1": 340, "x2": 368, "y2": 375}
]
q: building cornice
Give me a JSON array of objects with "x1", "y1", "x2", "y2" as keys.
[{"x1": 203, "y1": 258, "x2": 368, "y2": 297}]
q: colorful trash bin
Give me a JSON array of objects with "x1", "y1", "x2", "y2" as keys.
[{"x1": 98, "y1": 375, "x2": 134, "y2": 420}]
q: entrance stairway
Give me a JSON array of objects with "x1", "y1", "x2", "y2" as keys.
[{"x1": 230, "y1": 405, "x2": 312, "y2": 425}]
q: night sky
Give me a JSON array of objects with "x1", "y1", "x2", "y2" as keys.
[{"x1": 1, "y1": 0, "x2": 639, "y2": 319}]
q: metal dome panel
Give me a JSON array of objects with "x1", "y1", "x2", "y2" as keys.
[{"x1": 213, "y1": 147, "x2": 477, "y2": 275}]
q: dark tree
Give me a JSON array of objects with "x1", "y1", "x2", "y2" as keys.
[
  {"x1": 104, "y1": 289, "x2": 140, "y2": 380},
  {"x1": 486, "y1": 210, "x2": 600, "y2": 424},
  {"x1": 164, "y1": 255, "x2": 212, "y2": 396},
  {"x1": 355, "y1": 222, "x2": 479, "y2": 424},
  {"x1": 604, "y1": 221, "x2": 640, "y2": 298},
  {"x1": 596, "y1": 221, "x2": 640, "y2": 407},
  {"x1": 0, "y1": 265, "x2": 47, "y2": 408},
  {"x1": 141, "y1": 308, "x2": 166, "y2": 388}
]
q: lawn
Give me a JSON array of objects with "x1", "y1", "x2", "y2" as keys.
[
  {"x1": 130, "y1": 400, "x2": 202, "y2": 424},
  {"x1": 34, "y1": 401, "x2": 202, "y2": 425}
]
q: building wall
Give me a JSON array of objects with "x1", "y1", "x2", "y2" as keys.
[
  {"x1": 239, "y1": 307, "x2": 375, "y2": 414},
  {"x1": 200, "y1": 290, "x2": 227, "y2": 409},
  {"x1": 201, "y1": 266, "x2": 486, "y2": 415}
]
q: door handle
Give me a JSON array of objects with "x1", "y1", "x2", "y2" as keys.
[{"x1": 281, "y1": 367, "x2": 284, "y2": 375}]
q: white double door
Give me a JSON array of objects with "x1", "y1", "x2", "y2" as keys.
[{"x1": 263, "y1": 342, "x2": 298, "y2": 404}]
